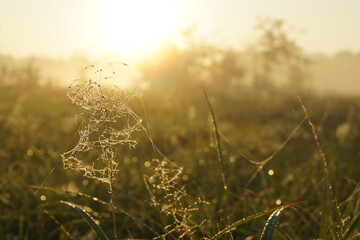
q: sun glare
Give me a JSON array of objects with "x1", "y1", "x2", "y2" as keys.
[{"x1": 103, "y1": 0, "x2": 179, "y2": 57}]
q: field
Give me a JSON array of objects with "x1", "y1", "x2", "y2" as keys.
[
  {"x1": 1, "y1": 67, "x2": 360, "y2": 240},
  {"x1": 1, "y1": 21, "x2": 360, "y2": 239}
]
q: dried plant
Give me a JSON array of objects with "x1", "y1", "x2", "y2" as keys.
[
  {"x1": 147, "y1": 158, "x2": 207, "y2": 239},
  {"x1": 61, "y1": 63, "x2": 144, "y2": 239},
  {"x1": 61, "y1": 75, "x2": 143, "y2": 183}
]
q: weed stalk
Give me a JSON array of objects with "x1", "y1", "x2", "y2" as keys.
[{"x1": 297, "y1": 96, "x2": 344, "y2": 237}]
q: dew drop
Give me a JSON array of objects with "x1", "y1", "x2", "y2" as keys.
[
  {"x1": 182, "y1": 175, "x2": 189, "y2": 181},
  {"x1": 144, "y1": 161, "x2": 151, "y2": 168}
]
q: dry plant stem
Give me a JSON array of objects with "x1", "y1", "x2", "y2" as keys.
[
  {"x1": 105, "y1": 111, "x2": 118, "y2": 240},
  {"x1": 99, "y1": 85, "x2": 118, "y2": 239},
  {"x1": 297, "y1": 96, "x2": 344, "y2": 233},
  {"x1": 109, "y1": 167, "x2": 118, "y2": 240}
]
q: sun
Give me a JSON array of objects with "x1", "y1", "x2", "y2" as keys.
[{"x1": 103, "y1": 0, "x2": 180, "y2": 58}]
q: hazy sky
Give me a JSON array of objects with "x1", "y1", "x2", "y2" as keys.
[{"x1": 1, "y1": 0, "x2": 360, "y2": 59}]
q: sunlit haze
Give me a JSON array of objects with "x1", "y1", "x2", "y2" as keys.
[
  {"x1": 1, "y1": 0, "x2": 360, "y2": 59},
  {"x1": 103, "y1": 0, "x2": 180, "y2": 57}
]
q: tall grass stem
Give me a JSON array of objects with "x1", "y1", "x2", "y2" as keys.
[
  {"x1": 203, "y1": 88, "x2": 228, "y2": 192},
  {"x1": 297, "y1": 96, "x2": 344, "y2": 235}
]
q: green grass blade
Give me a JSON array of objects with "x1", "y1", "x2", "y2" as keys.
[
  {"x1": 260, "y1": 208, "x2": 285, "y2": 240},
  {"x1": 203, "y1": 87, "x2": 227, "y2": 191},
  {"x1": 320, "y1": 182, "x2": 328, "y2": 238},
  {"x1": 59, "y1": 200, "x2": 109, "y2": 240},
  {"x1": 31, "y1": 185, "x2": 159, "y2": 236},
  {"x1": 211, "y1": 202, "x2": 301, "y2": 240},
  {"x1": 18, "y1": 214, "x2": 24, "y2": 240},
  {"x1": 341, "y1": 211, "x2": 360, "y2": 240}
]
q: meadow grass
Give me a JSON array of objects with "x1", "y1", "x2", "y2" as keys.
[{"x1": 0, "y1": 67, "x2": 360, "y2": 239}]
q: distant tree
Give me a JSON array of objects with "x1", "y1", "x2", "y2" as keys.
[
  {"x1": 138, "y1": 39, "x2": 193, "y2": 92},
  {"x1": 138, "y1": 29, "x2": 246, "y2": 98},
  {"x1": 0, "y1": 56, "x2": 40, "y2": 89},
  {"x1": 138, "y1": 19, "x2": 309, "y2": 98},
  {"x1": 249, "y1": 18, "x2": 309, "y2": 93}
]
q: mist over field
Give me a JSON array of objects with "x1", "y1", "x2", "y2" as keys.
[{"x1": 2, "y1": 34, "x2": 360, "y2": 94}]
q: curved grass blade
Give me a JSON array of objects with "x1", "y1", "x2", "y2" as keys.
[
  {"x1": 43, "y1": 210, "x2": 75, "y2": 240},
  {"x1": 211, "y1": 202, "x2": 301, "y2": 240},
  {"x1": 203, "y1": 88, "x2": 227, "y2": 191},
  {"x1": 341, "y1": 211, "x2": 360, "y2": 240},
  {"x1": 260, "y1": 207, "x2": 285, "y2": 240},
  {"x1": 29, "y1": 185, "x2": 108, "y2": 204},
  {"x1": 31, "y1": 185, "x2": 159, "y2": 235},
  {"x1": 59, "y1": 200, "x2": 109, "y2": 240}
]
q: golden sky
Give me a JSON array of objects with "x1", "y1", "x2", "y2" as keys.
[{"x1": 1, "y1": 0, "x2": 360, "y2": 59}]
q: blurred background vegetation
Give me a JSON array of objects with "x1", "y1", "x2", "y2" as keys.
[{"x1": 1, "y1": 15, "x2": 360, "y2": 240}]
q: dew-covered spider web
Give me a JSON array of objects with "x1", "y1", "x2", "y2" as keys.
[
  {"x1": 61, "y1": 63, "x2": 144, "y2": 184},
  {"x1": 61, "y1": 63, "x2": 207, "y2": 239}
]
